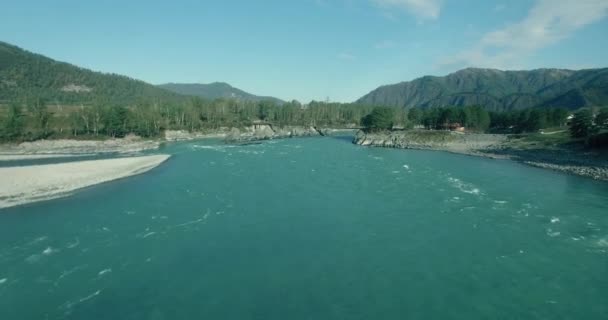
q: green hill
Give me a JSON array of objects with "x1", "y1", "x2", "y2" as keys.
[
  {"x1": 357, "y1": 67, "x2": 608, "y2": 111},
  {"x1": 0, "y1": 41, "x2": 185, "y2": 105},
  {"x1": 158, "y1": 82, "x2": 284, "y2": 104}
]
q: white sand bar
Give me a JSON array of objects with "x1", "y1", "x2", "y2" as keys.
[{"x1": 0, "y1": 155, "x2": 170, "y2": 209}]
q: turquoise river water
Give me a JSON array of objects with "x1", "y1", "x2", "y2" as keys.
[{"x1": 0, "y1": 136, "x2": 607, "y2": 319}]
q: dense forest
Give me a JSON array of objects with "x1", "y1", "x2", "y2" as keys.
[
  {"x1": 360, "y1": 105, "x2": 608, "y2": 146},
  {"x1": 0, "y1": 98, "x2": 381, "y2": 141},
  {"x1": 0, "y1": 41, "x2": 185, "y2": 106},
  {"x1": 3, "y1": 92, "x2": 606, "y2": 144},
  {"x1": 158, "y1": 83, "x2": 284, "y2": 104}
]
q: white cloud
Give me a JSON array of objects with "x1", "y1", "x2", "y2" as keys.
[
  {"x1": 337, "y1": 52, "x2": 356, "y2": 61},
  {"x1": 372, "y1": 0, "x2": 442, "y2": 20},
  {"x1": 440, "y1": 0, "x2": 608, "y2": 70}
]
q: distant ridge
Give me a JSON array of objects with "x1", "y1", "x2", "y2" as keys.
[
  {"x1": 0, "y1": 41, "x2": 185, "y2": 105},
  {"x1": 357, "y1": 67, "x2": 608, "y2": 111},
  {"x1": 158, "y1": 82, "x2": 284, "y2": 104}
]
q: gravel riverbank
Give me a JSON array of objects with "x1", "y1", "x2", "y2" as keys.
[
  {"x1": 0, "y1": 155, "x2": 170, "y2": 209},
  {"x1": 354, "y1": 130, "x2": 608, "y2": 182},
  {"x1": 0, "y1": 136, "x2": 160, "y2": 161}
]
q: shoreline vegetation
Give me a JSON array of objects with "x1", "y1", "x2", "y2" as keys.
[{"x1": 0, "y1": 155, "x2": 170, "y2": 209}]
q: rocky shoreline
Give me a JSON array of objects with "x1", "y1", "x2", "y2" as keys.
[
  {"x1": 354, "y1": 130, "x2": 507, "y2": 152},
  {"x1": 354, "y1": 130, "x2": 608, "y2": 182},
  {"x1": 225, "y1": 124, "x2": 322, "y2": 142},
  {"x1": 522, "y1": 161, "x2": 608, "y2": 181},
  {"x1": 165, "y1": 125, "x2": 323, "y2": 142}
]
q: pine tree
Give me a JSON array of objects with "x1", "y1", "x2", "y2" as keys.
[
  {"x1": 362, "y1": 107, "x2": 395, "y2": 132},
  {"x1": 595, "y1": 107, "x2": 608, "y2": 130},
  {"x1": 569, "y1": 109, "x2": 595, "y2": 138},
  {"x1": 2, "y1": 103, "x2": 24, "y2": 140}
]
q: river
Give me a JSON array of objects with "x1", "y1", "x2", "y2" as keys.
[{"x1": 1, "y1": 136, "x2": 607, "y2": 319}]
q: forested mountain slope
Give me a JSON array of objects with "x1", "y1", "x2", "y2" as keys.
[
  {"x1": 158, "y1": 82, "x2": 283, "y2": 104},
  {"x1": 0, "y1": 41, "x2": 184, "y2": 105},
  {"x1": 357, "y1": 68, "x2": 608, "y2": 111}
]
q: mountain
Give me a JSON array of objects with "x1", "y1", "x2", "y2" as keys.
[
  {"x1": 0, "y1": 41, "x2": 185, "y2": 105},
  {"x1": 357, "y1": 68, "x2": 608, "y2": 111},
  {"x1": 158, "y1": 82, "x2": 284, "y2": 104}
]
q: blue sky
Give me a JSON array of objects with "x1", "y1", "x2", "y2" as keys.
[{"x1": 1, "y1": 0, "x2": 607, "y2": 102}]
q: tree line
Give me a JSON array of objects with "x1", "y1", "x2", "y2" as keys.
[
  {"x1": 362, "y1": 106, "x2": 571, "y2": 133},
  {"x1": 569, "y1": 107, "x2": 608, "y2": 147},
  {"x1": 2, "y1": 95, "x2": 606, "y2": 146},
  {"x1": 0, "y1": 97, "x2": 383, "y2": 141}
]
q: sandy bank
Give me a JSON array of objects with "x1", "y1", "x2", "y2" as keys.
[
  {"x1": 0, "y1": 155, "x2": 170, "y2": 209},
  {"x1": 0, "y1": 137, "x2": 160, "y2": 161}
]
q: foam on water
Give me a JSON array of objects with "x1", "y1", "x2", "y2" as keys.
[
  {"x1": 43, "y1": 247, "x2": 58, "y2": 256},
  {"x1": 546, "y1": 228, "x2": 561, "y2": 237},
  {"x1": 142, "y1": 232, "x2": 156, "y2": 239},
  {"x1": 191, "y1": 145, "x2": 236, "y2": 152},
  {"x1": 64, "y1": 290, "x2": 102, "y2": 310},
  {"x1": 447, "y1": 177, "x2": 482, "y2": 195},
  {"x1": 28, "y1": 236, "x2": 48, "y2": 245},
  {"x1": 98, "y1": 268, "x2": 112, "y2": 276},
  {"x1": 459, "y1": 206, "x2": 476, "y2": 212},
  {"x1": 57, "y1": 265, "x2": 87, "y2": 282},
  {"x1": 66, "y1": 238, "x2": 80, "y2": 249},
  {"x1": 172, "y1": 218, "x2": 205, "y2": 228},
  {"x1": 237, "y1": 149, "x2": 265, "y2": 155},
  {"x1": 0, "y1": 278, "x2": 6, "y2": 284},
  {"x1": 25, "y1": 254, "x2": 42, "y2": 263},
  {"x1": 78, "y1": 290, "x2": 101, "y2": 302}
]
